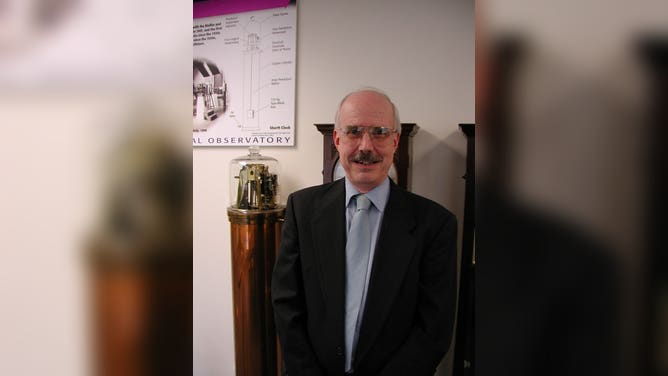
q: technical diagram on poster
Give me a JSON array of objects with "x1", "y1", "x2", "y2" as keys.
[{"x1": 193, "y1": 3, "x2": 296, "y2": 146}]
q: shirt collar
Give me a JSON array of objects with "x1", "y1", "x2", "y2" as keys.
[{"x1": 344, "y1": 177, "x2": 390, "y2": 212}]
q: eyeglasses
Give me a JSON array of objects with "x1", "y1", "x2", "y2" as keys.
[{"x1": 336, "y1": 126, "x2": 397, "y2": 142}]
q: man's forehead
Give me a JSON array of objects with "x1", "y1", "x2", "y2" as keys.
[
  {"x1": 340, "y1": 97, "x2": 393, "y2": 119},
  {"x1": 339, "y1": 109, "x2": 393, "y2": 127},
  {"x1": 341, "y1": 107, "x2": 390, "y2": 117}
]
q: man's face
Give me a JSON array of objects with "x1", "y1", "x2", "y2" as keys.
[{"x1": 334, "y1": 91, "x2": 399, "y2": 193}]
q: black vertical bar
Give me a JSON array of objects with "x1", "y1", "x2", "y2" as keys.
[
  {"x1": 454, "y1": 123, "x2": 475, "y2": 376},
  {"x1": 638, "y1": 37, "x2": 668, "y2": 376}
]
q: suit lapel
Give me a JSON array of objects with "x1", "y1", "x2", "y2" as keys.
[
  {"x1": 311, "y1": 180, "x2": 346, "y2": 316},
  {"x1": 354, "y1": 183, "x2": 417, "y2": 366}
]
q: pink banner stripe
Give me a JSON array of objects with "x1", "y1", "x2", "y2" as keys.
[{"x1": 194, "y1": 0, "x2": 291, "y2": 19}]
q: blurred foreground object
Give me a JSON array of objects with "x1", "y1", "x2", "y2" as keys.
[
  {"x1": 476, "y1": 0, "x2": 668, "y2": 369},
  {"x1": 476, "y1": 36, "x2": 621, "y2": 376},
  {"x1": 639, "y1": 37, "x2": 668, "y2": 376},
  {"x1": 475, "y1": 13, "x2": 640, "y2": 376},
  {"x1": 227, "y1": 147, "x2": 284, "y2": 375},
  {"x1": 0, "y1": 0, "x2": 77, "y2": 54},
  {"x1": 86, "y1": 122, "x2": 192, "y2": 376},
  {"x1": 0, "y1": 0, "x2": 191, "y2": 374}
]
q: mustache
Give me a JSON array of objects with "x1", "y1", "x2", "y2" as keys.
[{"x1": 350, "y1": 151, "x2": 383, "y2": 164}]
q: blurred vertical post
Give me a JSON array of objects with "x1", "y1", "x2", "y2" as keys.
[{"x1": 638, "y1": 37, "x2": 668, "y2": 376}]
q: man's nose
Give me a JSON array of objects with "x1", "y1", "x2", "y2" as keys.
[{"x1": 358, "y1": 131, "x2": 373, "y2": 150}]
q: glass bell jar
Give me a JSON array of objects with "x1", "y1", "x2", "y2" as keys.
[{"x1": 229, "y1": 146, "x2": 281, "y2": 211}]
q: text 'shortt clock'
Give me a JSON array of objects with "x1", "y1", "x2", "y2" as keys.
[{"x1": 314, "y1": 123, "x2": 418, "y2": 190}]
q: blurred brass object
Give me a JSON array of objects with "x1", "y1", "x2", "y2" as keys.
[
  {"x1": 227, "y1": 207, "x2": 285, "y2": 376},
  {"x1": 86, "y1": 123, "x2": 192, "y2": 376},
  {"x1": 235, "y1": 163, "x2": 278, "y2": 210}
]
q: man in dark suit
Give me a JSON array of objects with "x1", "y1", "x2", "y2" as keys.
[{"x1": 271, "y1": 88, "x2": 458, "y2": 375}]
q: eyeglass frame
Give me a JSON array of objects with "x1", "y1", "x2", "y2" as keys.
[{"x1": 335, "y1": 125, "x2": 399, "y2": 142}]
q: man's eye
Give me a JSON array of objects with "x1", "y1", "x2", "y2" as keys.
[
  {"x1": 370, "y1": 127, "x2": 386, "y2": 136},
  {"x1": 348, "y1": 127, "x2": 363, "y2": 136}
]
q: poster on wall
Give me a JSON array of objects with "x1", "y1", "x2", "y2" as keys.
[{"x1": 193, "y1": 0, "x2": 296, "y2": 147}]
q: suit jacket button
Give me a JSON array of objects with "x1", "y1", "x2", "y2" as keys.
[{"x1": 336, "y1": 346, "x2": 343, "y2": 356}]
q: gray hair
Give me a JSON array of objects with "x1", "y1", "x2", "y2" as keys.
[{"x1": 334, "y1": 87, "x2": 401, "y2": 134}]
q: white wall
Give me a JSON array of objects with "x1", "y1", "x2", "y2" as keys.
[{"x1": 193, "y1": 1, "x2": 474, "y2": 375}]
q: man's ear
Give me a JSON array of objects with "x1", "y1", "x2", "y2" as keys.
[
  {"x1": 392, "y1": 133, "x2": 400, "y2": 150},
  {"x1": 333, "y1": 128, "x2": 341, "y2": 150}
]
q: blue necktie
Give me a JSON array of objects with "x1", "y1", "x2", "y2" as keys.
[{"x1": 345, "y1": 194, "x2": 372, "y2": 372}]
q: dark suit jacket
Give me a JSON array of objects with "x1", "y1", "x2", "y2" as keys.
[{"x1": 271, "y1": 179, "x2": 457, "y2": 376}]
